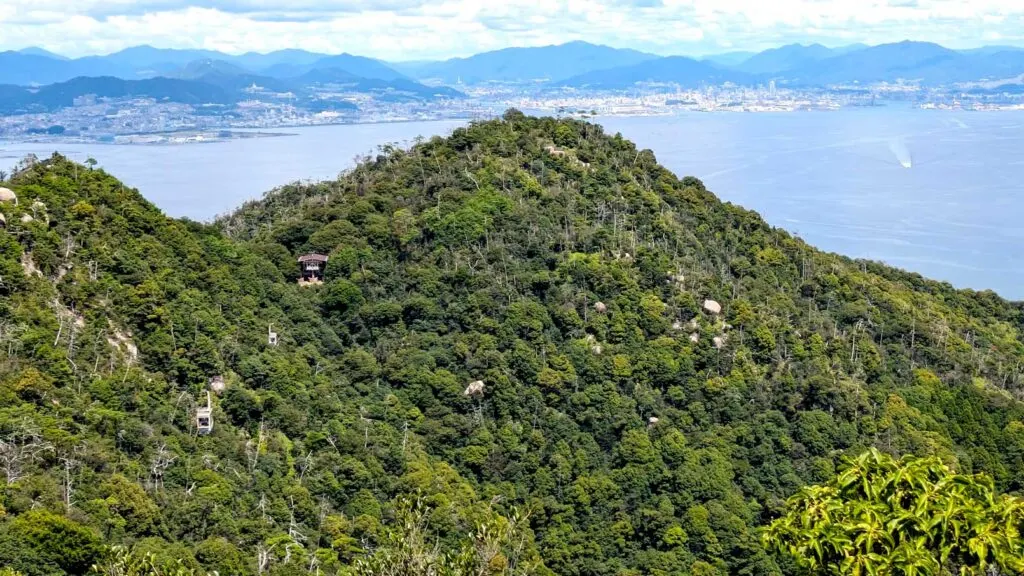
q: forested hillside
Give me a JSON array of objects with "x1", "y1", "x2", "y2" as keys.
[{"x1": 2, "y1": 112, "x2": 1024, "y2": 575}]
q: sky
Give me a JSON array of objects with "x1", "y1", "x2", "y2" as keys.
[{"x1": 1, "y1": 0, "x2": 1023, "y2": 60}]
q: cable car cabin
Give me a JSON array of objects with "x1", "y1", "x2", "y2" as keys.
[
  {"x1": 196, "y1": 407, "x2": 212, "y2": 434},
  {"x1": 298, "y1": 253, "x2": 328, "y2": 285},
  {"x1": 197, "y1": 391, "x2": 213, "y2": 435}
]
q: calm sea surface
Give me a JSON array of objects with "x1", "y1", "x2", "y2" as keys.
[{"x1": 3, "y1": 108, "x2": 1023, "y2": 299}]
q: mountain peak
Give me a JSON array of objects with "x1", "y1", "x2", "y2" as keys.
[
  {"x1": 172, "y1": 58, "x2": 250, "y2": 80},
  {"x1": 3, "y1": 113, "x2": 1024, "y2": 576},
  {"x1": 559, "y1": 40, "x2": 601, "y2": 47},
  {"x1": 17, "y1": 47, "x2": 69, "y2": 60},
  {"x1": 735, "y1": 43, "x2": 838, "y2": 74},
  {"x1": 561, "y1": 54, "x2": 744, "y2": 88},
  {"x1": 406, "y1": 41, "x2": 657, "y2": 83}
]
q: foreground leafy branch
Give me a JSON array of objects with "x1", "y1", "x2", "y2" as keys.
[
  {"x1": 765, "y1": 449, "x2": 1024, "y2": 575},
  {"x1": 354, "y1": 499, "x2": 540, "y2": 576},
  {"x1": 89, "y1": 547, "x2": 216, "y2": 576}
]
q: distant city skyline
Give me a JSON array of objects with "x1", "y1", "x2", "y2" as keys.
[{"x1": 1, "y1": 0, "x2": 1023, "y2": 61}]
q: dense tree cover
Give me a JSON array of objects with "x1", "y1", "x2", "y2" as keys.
[
  {"x1": 2, "y1": 112, "x2": 1024, "y2": 575},
  {"x1": 766, "y1": 449, "x2": 1024, "y2": 575}
]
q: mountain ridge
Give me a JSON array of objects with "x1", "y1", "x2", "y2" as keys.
[
  {"x1": 555, "y1": 40, "x2": 1024, "y2": 87},
  {"x1": 6, "y1": 41, "x2": 1024, "y2": 88},
  {"x1": 1, "y1": 112, "x2": 1024, "y2": 575},
  {"x1": 0, "y1": 47, "x2": 409, "y2": 87},
  {"x1": 734, "y1": 43, "x2": 839, "y2": 74},
  {"x1": 558, "y1": 55, "x2": 750, "y2": 88},
  {"x1": 0, "y1": 64, "x2": 463, "y2": 117},
  {"x1": 0, "y1": 76, "x2": 238, "y2": 115},
  {"x1": 347, "y1": 41, "x2": 659, "y2": 83}
]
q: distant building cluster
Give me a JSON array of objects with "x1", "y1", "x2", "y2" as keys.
[{"x1": 1, "y1": 80, "x2": 1022, "y2": 143}]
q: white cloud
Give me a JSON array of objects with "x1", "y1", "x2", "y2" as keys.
[{"x1": 0, "y1": 0, "x2": 1022, "y2": 58}]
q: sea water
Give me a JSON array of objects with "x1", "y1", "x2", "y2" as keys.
[{"x1": 3, "y1": 108, "x2": 1023, "y2": 299}]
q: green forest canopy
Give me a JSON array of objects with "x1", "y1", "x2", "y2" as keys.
[{"x1": 1, "y1": 111, "x2": 1024, "y2": 575}]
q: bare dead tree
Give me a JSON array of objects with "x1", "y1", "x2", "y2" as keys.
[
  {"x1": 0, "y1": 422, "x2": 53, "y2": 484},
  {"x1": 148, "y1": 443, "x2": 177, "y2": 491},
  {"x1": 0, "y1": 320, "x2": 25, "y2": 358},
  {"x1": 58, "y1": 444, "x2": 86, "y2": 514},
  {"x1": 288, "y1": 501, "x2": 307, "y2": 545},
  {"x1": 256, "y1": 492, "x2": 270, "y2": 523},
  {"x1": 247, "y1": 419, "x2": 266, "y2": 476},
  {"x1": 296, "y1": 450, "x2": 314, "y2": 482},
  {"x1": 61, "y1": 233, "x2": 76, "y2": 261},
  {"x1": 256, "y1": 543, "x2": 273, "y2": 575}
]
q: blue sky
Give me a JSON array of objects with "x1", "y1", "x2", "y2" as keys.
[{"x1": 1, "y1": 0, "x2": 1022, "y2": 60}]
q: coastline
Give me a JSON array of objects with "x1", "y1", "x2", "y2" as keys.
[
  {"x1": 2, "y1": 104, "x2": 1020, "y2": 147},
  {"x1": 0, "y1": 116, "x2": 477, "y2": 146}
]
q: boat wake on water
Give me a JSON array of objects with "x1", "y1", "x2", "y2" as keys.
[{"x1": 889, "y1": 137, "x2": 913, "y2": 169}]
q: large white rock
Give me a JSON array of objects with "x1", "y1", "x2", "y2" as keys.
[
  {"x1": 464, "y1": 380, "x2": 485, "y2": 396},
  {"x1": 594, "y1": 301, "x2": 607, "y2": 313},
  {"x1": 0, "y1": 188, "x2": 16, "y2": 204},
  {"x1": 703, "y1": 299, "x2": 722, "y2": 315}
]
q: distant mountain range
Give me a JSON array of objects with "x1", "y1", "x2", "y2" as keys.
[
  {"x1": 0, "y1": 76, "x2": 236, "y2": 115},
  {"x1": 2, "y1": 40, "x2": 1024, "y2": 113},
  {"x1": 775, "y1": 41, "x2": 1024, "y2": 86},
  {"x1": 559, "y1": 56, "x2": 749, "y2": 88},
  {"x1": 0, "y1": 46, "x2": 412, "y2": 86},
  {"x1": 397, "y1": 41, "x2": 658, "y2": 83},
  {"x1": 0, "y1": 46, "x2": 466, "y2": 116},
  {"x1": 732, "y1": 43, "x2": 868, "y2": 75},
  {"x1": 393, "y1": 40, "x2": 1024, "y2": 87},
  {"x1": 550, "y1": 41, "x2": 1024, "y2": 89},
  {"x1": 700, "y1": 51, "x2": 757, "y2": 67},
  {"x1": 0, "y1": 70, "x2": 462, "y2": 116}
]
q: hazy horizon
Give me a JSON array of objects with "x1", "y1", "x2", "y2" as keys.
[
  {"x1": 5, "y1": 38, "x2": 1024, "y2": 63},
  {"x1": 3, "y1": 0, "x2": 1024, "y2": 61}
]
